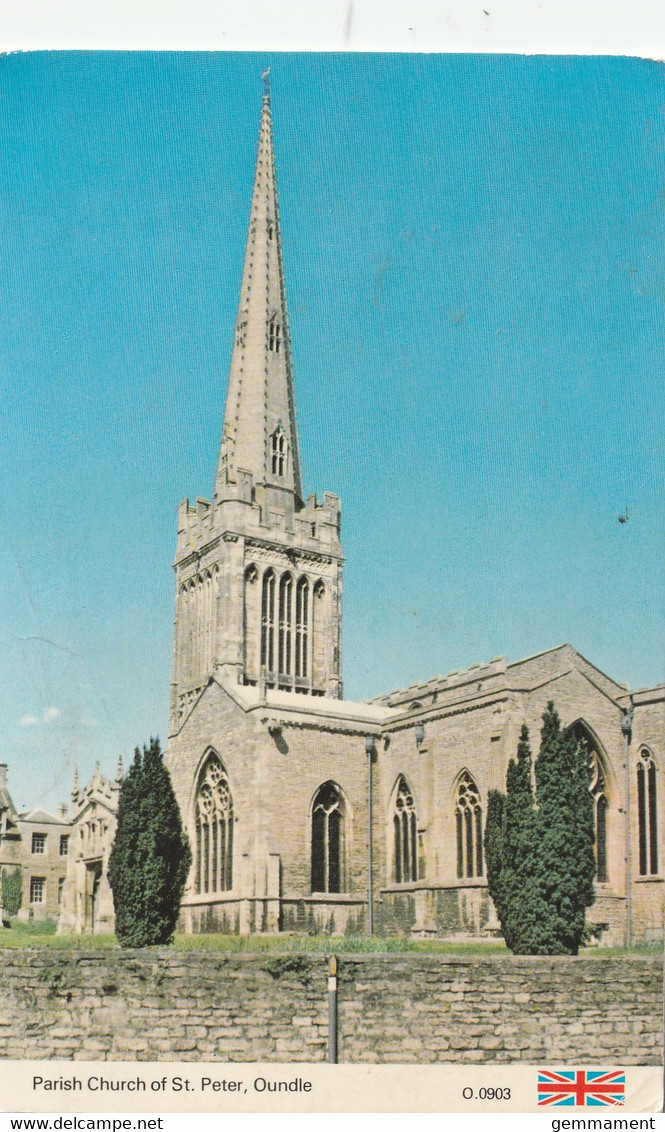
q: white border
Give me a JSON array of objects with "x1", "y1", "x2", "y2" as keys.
[{"x1": 0, "y1": 0, "x2": 664, "y2": 55}]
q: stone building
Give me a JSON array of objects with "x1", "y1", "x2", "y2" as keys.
[
  {"x1": 165, "y1": 81, "x2": 664, "y2": 944},
  {"x1": 0, "y1": 763, "x2": 70, "y2": 922},
  {"x1": 57, "y1": 763, "x2": 121, "y2": 934}
]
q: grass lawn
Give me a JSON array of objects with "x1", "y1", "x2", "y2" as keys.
[{"x1": 0, "y1": 920, "x2": 660, "y2": 956}]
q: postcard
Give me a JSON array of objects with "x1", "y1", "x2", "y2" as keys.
[{"x1": 0, "y1": 47, "x2": 662, "y2": 1117}]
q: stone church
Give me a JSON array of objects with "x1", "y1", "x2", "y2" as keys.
[{"x1": 164, "y1": 81, "x2": 664, "y2": 945}]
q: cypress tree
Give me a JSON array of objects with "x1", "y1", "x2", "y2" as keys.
[
  {"x1": 501, "y1": 724, "x2": 538, "y2": 952},
  {"x1": 531, "y1": 702, "x2": 596, "y2": 955},
  {"x1": 108, "y1": 738, "x2": 191, "y2": 947},
  {"x1": 484, "y1": 789, "x2": 505, "y2": 929},
  {"x1": 485, "y1": 705, "x2": 596, "y2": 955}
]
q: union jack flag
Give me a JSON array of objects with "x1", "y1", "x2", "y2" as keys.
[{"x1": 537, "y1": 1070, "x2": 625, "y2": 1107}]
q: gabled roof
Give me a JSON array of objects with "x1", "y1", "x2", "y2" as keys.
[{"x1": 17, "y1": 807, "x2": 69, "y2": 826}]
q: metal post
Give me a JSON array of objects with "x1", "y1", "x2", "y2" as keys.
[
  {"x1": 327, "y1": 955, "x2": 338, "y2": 1063},
  {"x1": 365, "y1": 736, "x2": 375, "y2": 936},
  {"x1": 621, "y1": 704, "x2": 634, "y2": 948}
]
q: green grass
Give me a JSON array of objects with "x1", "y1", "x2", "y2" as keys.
[{"x1": 0, "y1": 923, "x2": 660, "y2": 956}]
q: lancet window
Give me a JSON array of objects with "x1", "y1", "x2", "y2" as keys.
[
  {"x1": 393, "y1": 776, "x2": 418, "y2": 883},
  {"x1": 261, "y1": 570, "x2": 276, "y2": 671},
  {"x1": 455, "y1": 773, "x2": 483, "y2": 879},
  {"x1": 269, "y1": 316, "x2": 282, "y2": 354},
  {"x1": 638, "y1": 749, "x2": 658, "y2": 876},
  {"x1": 195, "y1": 755, "x2": 233, "y2": 895},
  {"x1": 311, "y1": 782, "x2": 344, "y2": 893},
  {"x1": 271, "y1": 428, "x2": 286, "y2": 476}
]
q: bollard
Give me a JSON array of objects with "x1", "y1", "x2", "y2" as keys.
[{"x1": 327, "y1": 955, "x2": 338, "y2": 1063}]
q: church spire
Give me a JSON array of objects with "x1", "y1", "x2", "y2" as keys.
[{"x1": 215, "y1": 74, "x2": 303, "y2": 507}]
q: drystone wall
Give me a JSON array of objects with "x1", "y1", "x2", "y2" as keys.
[{"x1": 0, "y1": 951, "x2": 660, "y2": 1064}]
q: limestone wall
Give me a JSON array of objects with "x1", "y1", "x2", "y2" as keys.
[{"x1": 0, "y1": 950, "x2": 660, "y2": 1064}]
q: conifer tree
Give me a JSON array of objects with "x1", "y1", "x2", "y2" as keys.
[
  {"x1": 531, "y1": 702, "x2": 596, "y2": 955},
  {"x1": 484, "y1": 705, "x2": 596, "y2": 955},
  {"x1": 108, "y1": 738, "x2": 191, "y2": 947},
  {"x1": 484, "y1": 789, "x2": 505, "y2": 929}
]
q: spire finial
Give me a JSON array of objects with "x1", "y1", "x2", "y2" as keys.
[{"x1": 262, "y1": 68, "x2": 271, "y2": 101}]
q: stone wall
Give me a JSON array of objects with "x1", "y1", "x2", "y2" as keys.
[{"x1": 0, "y1": 950, "x2": 660, "y2": 1064}]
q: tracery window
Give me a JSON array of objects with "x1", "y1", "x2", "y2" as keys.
[
  {"x1": 638, "y1": 749, "x2": 658, "y2": 876},
  {"x1": 311, "y1": 782, "x2": 344, "y2": 893},
  {"x1": 261, "y1": 570, "x2": 276, "y2": 671},
  {"x1": 455, "y1": 772, "x2": 483, "y2": 879},
  {"x1": 393, "y1": 776, "x2": 418, "y2": 883},
  {"x1": 569, "y1": 723, "x2": 610, "y2": 883},
  {"x1": 590, "y1": 756, "x2": 609, "y2": 883},
  {"x1": 195, "y1": 755, "x2": 233, "y2": 895},
  {"x1": 271, "y1": 428, "x2": 285, "y2": 476},
  {"x1": 269, "y1": 316, "x2": 282, "y2": 354},
  {"x1": 278, "y1": 573, "x2": 293, "y2": 676},
  {"x1": 295, "y1": 577, "x2": 309, "y2": 678}
]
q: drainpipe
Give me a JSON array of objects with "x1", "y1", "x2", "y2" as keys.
[
  {"x1": 365, "y1": 736, "x2": 376, "y2": 936},
  {"x1": 621, "y1": 702, "x2": 634, "y2": 947}
]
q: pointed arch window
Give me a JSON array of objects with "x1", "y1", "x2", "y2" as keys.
[
  {"x1": 311, "y1": 782, "x2": 344, "y2": 893},
  {"x1": 393, "y1": 777, "x2": 418, "y2": 883},
  {"x1": 278, "y1": 573, "x2": 293, "y2": 676},
  {"x1": 638, "y1": 749, "x2": 658, "y2": 876},
  {"x1": 591, "y1": 756, "x2": 609, "y2": 883},
  {"x1": 261, "y1": 570, "x2": 276, "y2": 672},
  {"x1": 271, "y1": 428, "x2": 286, "y2": 476},
  {"x1": 455, "y1": 773, "x2": 483, "y2": 879},
  {"x1": 195, "y1": 755, "x2": 233, "y2": 894},
  {"x1": 569, "y1": 723, "x2": 609, "y2": 883},
  {"x1": 295, "y1": 577, "x2": 309, "y2": 678},
  {"x1": 269, "y1": 316, "x2": 282, "y2": 354}
]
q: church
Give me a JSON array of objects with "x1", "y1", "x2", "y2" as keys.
[{"x1": 163, "y1": 79, "x2": 664, "y2": 946}]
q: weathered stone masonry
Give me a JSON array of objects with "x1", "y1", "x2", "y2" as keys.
[{"x1": 0, "y1": 951, "x2": 660, "y2": 1064}]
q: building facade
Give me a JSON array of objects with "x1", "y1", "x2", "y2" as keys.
[
  {"x1": 0, "y1": 763, "x2": 70, "y2": 923},
  {"x1": 165, "y1": 83, "x2": 664, "y2": 945}
]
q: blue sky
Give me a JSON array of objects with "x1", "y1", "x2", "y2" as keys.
[{"x1": 1, "y1": 52, "x2": 664, "y2": 812}]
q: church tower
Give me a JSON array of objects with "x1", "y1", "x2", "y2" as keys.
[{"x1": 169, "y1": 77, "x2": 343, "y2": 736}]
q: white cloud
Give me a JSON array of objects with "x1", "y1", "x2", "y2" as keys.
[
  {"x1": 43, "y1": 707, "x2": 61, "y2": 723},
  {"x1": 19, "y1": 714, "x2": 38, "y2": 727}
]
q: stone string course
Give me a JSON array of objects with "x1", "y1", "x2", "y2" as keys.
[{"x1": 0, "y1": 951, "x2": 660, "y2": 1064}]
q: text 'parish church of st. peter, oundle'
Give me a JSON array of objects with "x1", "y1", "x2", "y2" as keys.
[{"x1": 46, "y1": 78, "x2": 663, "y2": 944}]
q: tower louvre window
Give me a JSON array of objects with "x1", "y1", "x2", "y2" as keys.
[
  {"x1": 638, "y1": 749, "x2": 658, "y2": 876},
  {"x1": 455, "y1": 772, "x2": 483, "y2": 879},
  {"x1": 261, "y1": 570, "x2": 276, "y2": 672},
  {"x1": 271, "y1": 428, "x2": 286, "y2": 476},
  {"x1": 267, "y1": 220, "x2": 274, "y2": 241},
  {"x1": 295, "y1": 577, "x2": 309, "y2": 678},
  {"x1": 269, "y1": 316, "x2": 282, "y2": 353},
  {"x1": 278, "y1": 573, "x2": 293, "y2": 676},
  {"x1": 195, "y1": 754, "x2": 233, "y2": 895},
  {"x1": 311, "y1": 782, "x2": 345, "y2": 893},
  {"x1": 393, "y1": 776, "x2": 418, "y2": 883}
]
